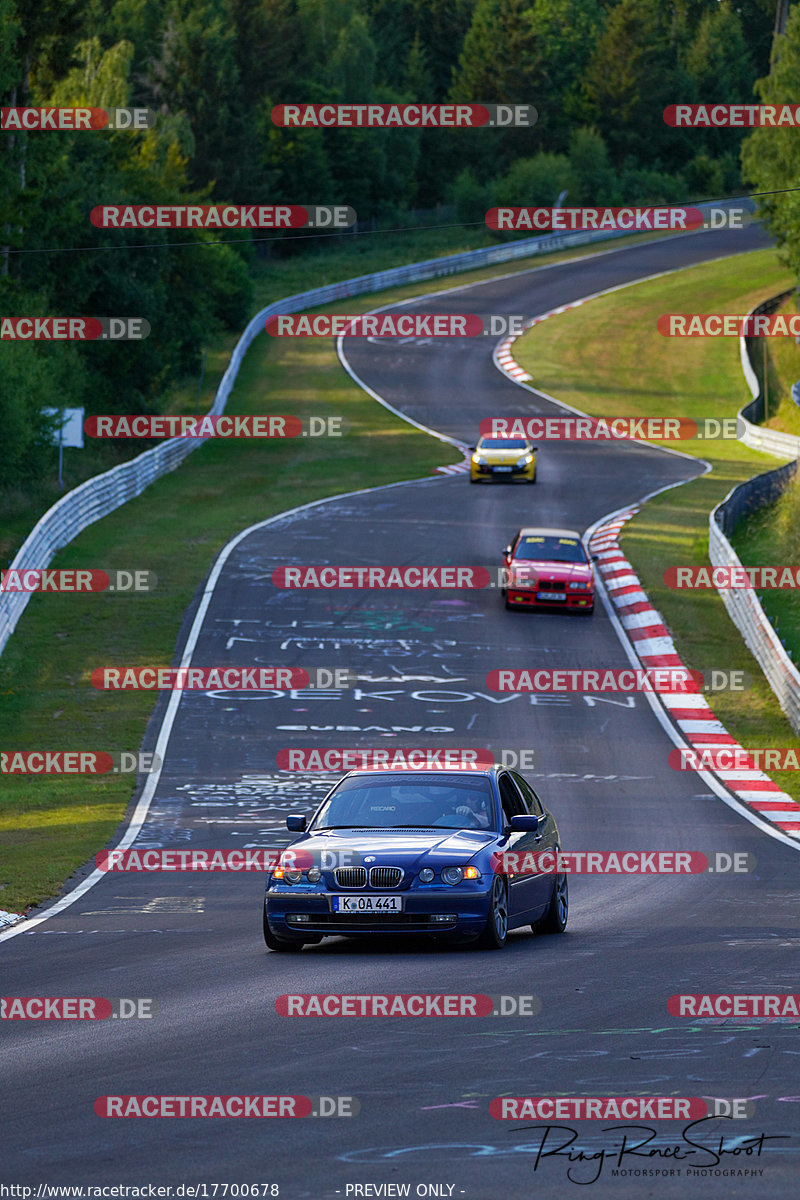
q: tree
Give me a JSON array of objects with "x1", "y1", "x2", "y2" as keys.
[
  {"x1": 450, "y1": 0, "x2": 545, "y2": 185},
  {"x1": 741, "y1": 5, "x2": 800, "y2": 281},
  {"x1": 491, "y1": 152, "x2": 571, "y2": 211},
  {"x1": 566, "y1": 126, "x2": 617, "y2": 205},
  {"x1": 451, "y1": 0, "x2": 543, "y2": 104},
  {"x1": 579, "y1": 0, "x2": 684, "y2": 169},
  {"x1": 685, "y1": 1, "x2": 755, "y2": 159},
  {"x1": 529, "y1": 0, "x2": 605, "y2": 151}
]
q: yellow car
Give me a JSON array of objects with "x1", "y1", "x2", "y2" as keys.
[{"x1": 469, "y1": 436, "x2": 538, "y2": 484}]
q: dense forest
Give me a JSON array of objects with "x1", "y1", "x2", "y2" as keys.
[{"x1": 0, "y1": 0, "x2": 786, "y2": 488}]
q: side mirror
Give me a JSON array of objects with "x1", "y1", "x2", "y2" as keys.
[
  {"x1": 503, "y1": 545, "x2": 512, "y2": 556},
  {"x1": 468, "y1": 445, "x2": 476, "y2": 452},
  {"x1": 591, "y1": 554, "x2": 599, "y2": 562},
  {"x1": 532, "y1": 446, "x2": 539, "y2": 452},
  {"x1": 286, "y1": 815, "x2": 307, "y2": 832},
  {"x1": 506, "y1": 813, "x2": 540, "y2": 832}
]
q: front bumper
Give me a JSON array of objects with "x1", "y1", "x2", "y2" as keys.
[
  {"x1": 506, "y1": 589, "x2": 594, "y2": 610},
  {"x1": 265, "y1": 890, "x2": 491, "y2": 937},
  {"x1": 470, "y1": 463, "x2": 535, "y2": 482}
]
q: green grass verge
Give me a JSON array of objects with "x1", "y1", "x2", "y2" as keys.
[
  {"x1": 513, "y1": 247, "x2": 800, "y2": 800},
  {"x1": 732, "y1": 473, "x2": 800, "y2": 668},
  {"x1": 753, "y1": 293, "x2": 800, "y2": 439}
]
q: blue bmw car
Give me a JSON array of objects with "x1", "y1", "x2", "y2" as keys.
[{"x1": 263, "y1": 766, "x2": 567, "y2": 952}]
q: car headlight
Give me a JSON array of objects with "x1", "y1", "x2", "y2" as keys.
[
  {"x1": 306, "y1": 867, "x2": 322, "y2": 883},
  {"x1": 515, "y1": 455, "x2": 533, "y2": 467},
  {"x1": 441, "y1": 866, "x2": 463, "y2": 885},
  {"x1": 418, "y1": 867, "x2": 435, "y2": 883},
  {"x1": 568, "y1": 581, "x2": 590, "y2": 590},
  {"x1": 472, "y1": 455, "x2": 487, "y2": 466}
]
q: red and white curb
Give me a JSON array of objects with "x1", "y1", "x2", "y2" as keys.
[
  {"x1": 496, "y1": 340, "x2": 532, "y2": 382},
  {"x1": 435, "y1": 457, "x2": 471, "y2": 476},
  {"x1": 496, "y1": 299, "x2": 589, "y2": 383},
  {"x1": 590, "y1": 510, "x2": 800, "y2": 838}
]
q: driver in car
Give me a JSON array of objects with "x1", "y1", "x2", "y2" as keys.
[{"x1": 453, "y1": 792, "x2": 492, "y2": 829}]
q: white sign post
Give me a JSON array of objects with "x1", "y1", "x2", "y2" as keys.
[{"x1": 42, "y1": 406, "x2": 84, "y2": 489}]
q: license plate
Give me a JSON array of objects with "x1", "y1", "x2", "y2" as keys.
[
  {"x1": 332, "y1": 895, "x2": 403, "y2": 913},
  {"x1": 493, "y1": 466, "x2": 512, "y2": 473},
  {"x1": 538, "y1": 591, "x2": 566, "y2": 601}
]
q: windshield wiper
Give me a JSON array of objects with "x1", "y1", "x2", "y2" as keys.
[{"x1": 385, "y1": 824, "x2": 440, "y2": 829}]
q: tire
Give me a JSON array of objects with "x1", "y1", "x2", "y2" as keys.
[
  {"x1": 534, "y1": 870, "x2": 568, "y2": 934},
  {"x1": 263, "y1": 905, "x2": 304, "y2": 952},
  {"x1": 476, "y1": 876, "x2": 508, "y2": 949}
]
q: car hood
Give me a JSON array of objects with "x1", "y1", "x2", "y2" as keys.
[
  {"x1": 477, "y1": 448, "x2": 531, "y2": 463},
  {"x1": 509, "y1": 557, "x2": 593, "y2": 583},
  {"x1": 292, "y1": 828, "x2": 495, "y2": 867}
]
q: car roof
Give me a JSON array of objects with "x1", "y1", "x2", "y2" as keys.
[
  {"x1": 516, "y1": 527, "x2": 583, "y2": 539},
  {"x1": 339, "y1": 767, "x2": 500, "y2": 780}
]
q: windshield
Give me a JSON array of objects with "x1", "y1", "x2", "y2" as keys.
[
  {"x1": 312, "y1": 776, "x2": 496, "y2": 831},
  {"x1": 478, "y1": 439, "x2": 529, "y2": 451},
  {"x1": 513, "y1": 535, "x2": 587, "y2": 564}
]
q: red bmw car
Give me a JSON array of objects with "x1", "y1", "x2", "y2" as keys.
[{"x1": 501, "y1": 527, "x2": 597, "y2": 613}]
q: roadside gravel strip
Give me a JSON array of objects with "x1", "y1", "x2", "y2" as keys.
[{"x1": 495, "y1": 302, "x2": 800, "y2": 840}]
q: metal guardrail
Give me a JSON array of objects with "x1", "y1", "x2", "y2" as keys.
[
  {"x1": 737, "y1": 289, "x2": 800, "y2": 457},
  {"x1": 710, "y1": 291, "x2": 800, "y2": 732},
  {"x1": 0, "y1": 200, "x2": 747, "y2": 656}
]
